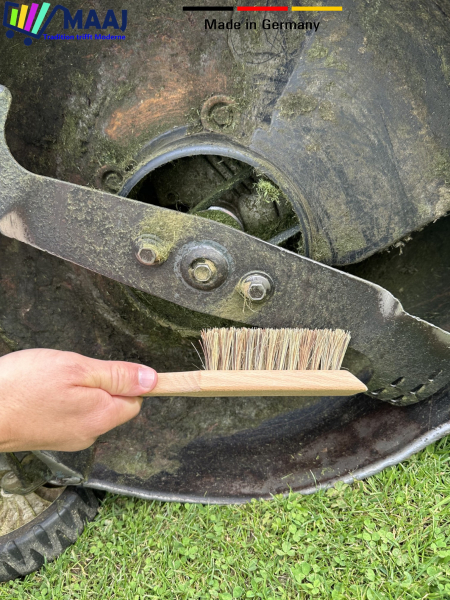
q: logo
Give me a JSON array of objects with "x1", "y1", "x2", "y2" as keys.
[{"x1": 3, "y1": 2, "x2": 127, "y2": 45}]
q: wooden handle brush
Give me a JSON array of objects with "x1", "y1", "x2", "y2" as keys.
[{"x1": 143, "y1": 327, "x2": 367, "y2": 397}]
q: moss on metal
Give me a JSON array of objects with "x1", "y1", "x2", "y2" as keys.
[
  {"x1": 318, "y1": 101, "x2": 336, "y2": 122},
  {"x1": 432, "y1": 150, "x2": 450, "y2": 186},
  {"x1": 323, "y1": 53, "x2": 348, "y2": 72},
  {"x1": 307, "y1": 41, "x2": 329, "y2": 61},
  {"x1": 277, "y1": 90, "x2": 318, "y2": 118},
  {"x1": 253, "y1": 178, "x2": 284, "y2": 205},
  {"x1": 196, "y1": 209, "x2": 242, "y2": 230},
  {"x1": 137, "y1": 212, "x2": 196, "y2": 251}
]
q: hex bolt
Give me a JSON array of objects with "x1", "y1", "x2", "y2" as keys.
[
  {"x1": 138, "y1": 247, "x2": 157, "y2": 265},
  {"x1": 134, "y1": 235, "x2": 167, "y2": 266},
  {"x1": 238, "y1": 273, "x2": 273, "y2": 303},
  {"x1": 190, "y1": 258, "x2": 218, "y2": 285},
  {"x1": 179, "y1": 242, "x2": 229, "y2": 290},
  {"x1": 192, "y1": 261, "x2": 214, "y2": 283},
  {"x1": 248, "y1": 282, "x2": 266, "y2": 301}
]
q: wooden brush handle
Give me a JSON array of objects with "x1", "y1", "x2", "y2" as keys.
[{"x1": 142, "y1": 370, "x2": 367, "y2": 397}]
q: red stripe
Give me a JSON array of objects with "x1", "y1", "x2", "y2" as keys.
[{"x1": 237, "y1": 6, "x2": 289, "y2": 10}]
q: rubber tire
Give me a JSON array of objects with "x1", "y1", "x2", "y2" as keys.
[{"x1": 0, "y1": 487, "x2": 100, "y2": 582}]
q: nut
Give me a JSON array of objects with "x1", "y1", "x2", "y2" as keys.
[
  {"x1": 238, "y1": 272, "x2": 273, "y2": 303},
  {"x1": 134, "y1": 235, "x2": 167, "y2": 266}
]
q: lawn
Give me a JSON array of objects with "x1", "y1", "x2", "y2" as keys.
[{"x1": 2, "y1": 436, "x2": 450, "y2": 600}]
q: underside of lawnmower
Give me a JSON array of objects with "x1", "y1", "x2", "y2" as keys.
[{"x1": 0, "y1": 0, "x2": 450, "y2": 581}]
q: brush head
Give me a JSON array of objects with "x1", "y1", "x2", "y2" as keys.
[{"x1": 199, "y1": 327, "x2": 351, "y2": 371}]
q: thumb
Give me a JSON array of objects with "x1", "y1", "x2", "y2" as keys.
[{"x1": 81, "y1": 359, "x2": 158, "y2": 397}]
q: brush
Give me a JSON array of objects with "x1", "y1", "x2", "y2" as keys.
[{"x1": 143, "y1": 327, "x2": 367, "y2": 397}]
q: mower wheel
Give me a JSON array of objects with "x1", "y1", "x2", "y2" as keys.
[{"x1": 0, "y1": 486, "x2": 100, "y2": 582}]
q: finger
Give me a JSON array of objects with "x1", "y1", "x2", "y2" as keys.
[
  {"x1": 80, "y1": 359, "x2": 157, "y2": 397},
  {"x1": 98, "y1": 395, "x2": 144, "y2": 433}
]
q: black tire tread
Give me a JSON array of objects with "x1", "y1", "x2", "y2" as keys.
[{"x1": 0, "y1": 487, "x2": 99, "y2": 582}]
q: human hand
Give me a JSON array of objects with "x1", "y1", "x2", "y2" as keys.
[{"x1": 0, "y1": 349, "x2": 158, "y2": 452}]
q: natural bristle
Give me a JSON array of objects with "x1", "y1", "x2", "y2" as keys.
[{"x1": 199, "y1": 327, "x2": 351, "y2": 371}]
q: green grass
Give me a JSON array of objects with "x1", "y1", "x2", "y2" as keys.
[{"x1": 4, "y1": 436, "x2": 450, "y2": 600}]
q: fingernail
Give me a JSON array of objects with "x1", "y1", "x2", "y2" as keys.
[{"x1": 138, "y1": 367, "x2": 157, "y2": 390}]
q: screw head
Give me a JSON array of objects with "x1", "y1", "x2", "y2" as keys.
[
  {"x1": 248, "y1": 282, "x2": 266, "y2": 301},
  {"x1": 178, "y1": 242, "x2": 230, "y2": 290},
  {"x1": 192, "y1": 261, "x2": 214, "y2": 283},
  {"x1": 238, "y1": 272, "x2": 273, "y2": 303},
  {"x1": 134, "y1": 235, "x2": 166, "y2": 266},
  {"x1": 137, "y1": 247, "x2": 157, "y2": 266}
]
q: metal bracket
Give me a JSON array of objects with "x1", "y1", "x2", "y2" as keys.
[
  {"x1": 0, "y1": 85, "x2": 449, "y2": 405},
  {"x1": 0, "y1": 453, "x2": 53, "y2": 495},
  {"x1": 32, "y1": 451, "x2": 84, "y2": 485}
]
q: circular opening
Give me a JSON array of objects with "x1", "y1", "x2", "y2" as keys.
[{"x1": 126, "y1": 153, "x2": 304, "y2": 254}]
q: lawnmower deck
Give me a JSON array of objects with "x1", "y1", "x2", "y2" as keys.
[{"x1": 29, "y1": 215, "x2": 450, "y2": 502}]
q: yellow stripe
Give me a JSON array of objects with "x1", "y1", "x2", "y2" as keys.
[
  {"x1": 17, "y1": 5, "x2": 29, "y2": 28},
  {"x1": 292, "y1": 6, "x2": 343, "y2": 10}
]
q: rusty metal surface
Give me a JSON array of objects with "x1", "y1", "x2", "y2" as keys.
[{"x1": 0, "y1": 0, "x2": 449, "y2": 266}]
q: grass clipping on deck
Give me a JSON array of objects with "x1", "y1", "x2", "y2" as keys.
[{"x1": 199, "y1": 327, "x2": 351, "y2": 371}]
